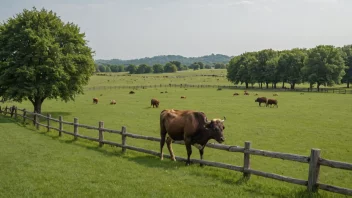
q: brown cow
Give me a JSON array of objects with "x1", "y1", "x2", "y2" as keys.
[
  {"x1": 159, "y1": 109, "x2": 226, "y2": 166},
  {"x1": 233, "y1": 93, "x2": 239, "y2": 96},
  {"x1": 181, "y1": 96, "x2": 186, "y2": 99},
  {"x1": 129, "y1": 91, "x2": 135, "y2": 94},
  {"x1": 266, "y1": 99, "x2": 278, "y2": 108},
  {"x1": 273, "y1": 93, "x2": 278, "y2": 96},
  {"x1": 255, "y1": 97, "x2": 267, "y2": 107},
  {"x1": 110, "y1": 100, "x2": 116, "y2": 105},
  {"x1": 93, "y1": 98, "x2": 98, "y2": 104},
  {"x1": 151, "y1": 98, "x2": 160, "y2": 108}
]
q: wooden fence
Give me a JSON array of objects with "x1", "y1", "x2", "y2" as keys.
[
  {"x1": 84, "y1": 84, "x2": 352, "y2": 94},
  {"x1": 1, "y1": 105, "x2": 352, "y2": 196}
]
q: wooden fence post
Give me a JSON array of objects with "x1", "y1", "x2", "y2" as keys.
[
  {"x1": 98, "y1": 121, "x2": 104, "y2": 147},
  {"x1": 14, "y1": 106, "x2": 17, "y2": 119},
  {"x1": 47, "y1": 114, "x2": 51, "y2": 132},
  {"x1": 10, "y1": 106, "x2": 14, "y2": 117},
  {"x1": 308, "y1": 148, "x2": 321, "y2": 193},
  {"x1": 59, "y1": 116, "x2": 63, "y2": 137},
  {"x1": 121, "y1": 126, "x2": 127, "y2": 153},
  {"x1": 243, "y1": 141, "x2": 251, "y2": 178},
  {"x1": 35, "y1": 114, "x2": 39, "y2": 130},
  {"x1": 74, "y1": 117, "x2": 78, "y2": 140},
  {"x1": 23, "y1": 109, "x2": 26, "y2": 124}
]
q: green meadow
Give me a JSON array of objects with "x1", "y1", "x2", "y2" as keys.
[{"x1": 1, "y1": 69, "x2": 352, "y2": 197}]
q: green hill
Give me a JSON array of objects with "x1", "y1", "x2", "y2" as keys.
[{"x1": 95, "y1": 54, "x2": 232, "y2": 66}]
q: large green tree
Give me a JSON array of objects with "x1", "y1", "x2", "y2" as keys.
[
  {"x1": 278, "y1": 48, "x2": 307, "y2": 89},
  {"x1": 302, "y1": 45, "x2": 346, "y2": 90},
  {"x1": 152, "y1": 64, "x2": 164, "y2": 73},
  {"x1": 227, "y1": 52, "x2": 257, "y2": 88},
  {"x1": 341, "y1": 45, "x2": 352, "y2": 88},
  {"x1": 0, "y1": 7, "x2": 95, "y2": 113}
]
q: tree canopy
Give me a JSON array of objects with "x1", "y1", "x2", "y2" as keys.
[
  {"x1": 0, "y1": 7, "x2": 95, "y2": 113},
  {"x1": 227, "y1": 45, "x2": 348, "y2": 90}
]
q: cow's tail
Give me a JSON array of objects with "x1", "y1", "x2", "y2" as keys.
[{"x1": 160, "y1": 110, "x2": 168, "y2": 135}]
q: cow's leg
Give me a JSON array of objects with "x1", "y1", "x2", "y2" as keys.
[
  {"x1": 199, "y1": 147, "x2": 205, "y2": 167},
  {"x1": 166, "y1": 137, "x2": 176, "y2": 161},
  {"x1": 185, "y1": 139, "x2": 192, "y2": 166},
  {"x1": 160, "y1": 132, "x2": 167, "y2": 160}
]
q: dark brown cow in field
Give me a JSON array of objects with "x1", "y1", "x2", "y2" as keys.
[
  {"x1": 266, "y1": 99, "x2": 278, "y2": 108},
  {"x1": 181, "y1": 96, "x2": 186, "y2": 99},
  {"x1": 110, "y1": 100, "x2": 116, "y2": 105},
  {"x1": 129, "y1": 91, "x2": 135, "y2": 94},
  {"x1": 255, "y1": 97, "x2": 267, "y2": 107},
  {"x1": 151, "y1": 98, "x2": 160, "y2": 108},
  {"x1": 159, "y1": 109, "x2": 226, "y2": 166},
  {"x1": 273, "y1": 93, "x2": 279, "y2": 96},
  {"x1": 93, "y1": 98, "x2": 98, "y2": 104},
  {"x1": 233, "y1": 93, "x2": 239, "y2": 96}
]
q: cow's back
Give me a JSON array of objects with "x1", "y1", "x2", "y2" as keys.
[{"x1": 160, "y1": 109, "x2": 205, "y2": 140}]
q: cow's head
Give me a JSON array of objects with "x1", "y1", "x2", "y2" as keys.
[{"x1": 205, "y1": 116, "x2": 226, "y2": 143}]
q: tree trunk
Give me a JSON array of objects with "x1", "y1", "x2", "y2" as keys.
[
  {"x1": 282, "y1": 82, "x2": 285, "y2": 88},
  {"x1": 317, "y1": 83, "x2": 320, "y2": 92},
  {"x1": 290, "y1": 83, "x2": 295, "y2": 89},
  {"x1": 274, "y1": 83, "x2": 277, "y2": 89},
  {"x1": 310, "y1": 83, "x2": 313, "y2": 89},
  {"x1": 347, "y1": 80, "x2": 350, "y2": 88},
  {"x1": 245, "y1": 82, "x2": 249, "y2": 89},
  {"x1": 29, "y1": 96, "x2": 45, "y2": 114},
  {"x1": 266, "y1": 82, "x2": 269, "y2": 89}
]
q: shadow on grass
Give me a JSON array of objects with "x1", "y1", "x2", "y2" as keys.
[
  {"x1": 41, "y1": 111, "x2": 71, "y2": 118},
  {"x1": 0, "y1": 115, "x2": 16, "y2": 123}
]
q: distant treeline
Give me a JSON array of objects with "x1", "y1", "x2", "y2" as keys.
[
  {"x1": 95, "y1": 61, "x2": 227, "y2": 74},
  {"x1": 227, "y1": 45, "x2": 352, "y2": 89},
  {"x1": 95, "y1": 54, "x2": 232, "y2": 66}
]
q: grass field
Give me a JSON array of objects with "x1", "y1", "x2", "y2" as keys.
[
  {"x1": 1, "y1": 70, "x2": 352, "y2": 197},
  {"x1": 87, "y1": 69, "x2": 351, "y2": 89}
]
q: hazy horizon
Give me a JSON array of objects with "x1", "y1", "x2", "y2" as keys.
[{"x1": 1, "y1": 0, "x2": 352, "y2": 60}]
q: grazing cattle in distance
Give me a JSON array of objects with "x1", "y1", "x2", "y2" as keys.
[
  {"x1": 93, "y1": 98, "x2": 98, "y2": 104},
  {"x1": 129, "y1": 91, "x2": 135, "y2": 94},
  {"x1": 266, "y1": 99, "x2": 278, "y2": 108},
  {"x1": 159, "y1": 109, "x2": 226, "y2": 166},
  {"x1": 233, "y1": 93, "x2": 239, "y2": 96},
  {"x1": 110, "y1": 100, "x2": 116, "y2": 105},
  {"x1": 254, "y1": 93, "x2": 258, "y2": 96},
  {"x1": 255, "y1": 97, "x2": 267, "y2": 107},
  {"x1": 273, "y1": 93, "x2": 278, "y2": 96},
  {"x1": 244, "y1": 92, "x2": 249, "y2": 95},
  {"x1": 181, "y1": 96, "x2": 186, "y2": 99},
  {"x1": 151, "y1": 98, "x2": 160, "y2": 108},
  {"x1": 160, "y1": 92, "x2": 164, "y2": 94}
]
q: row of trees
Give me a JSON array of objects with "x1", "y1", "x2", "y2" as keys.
[
  {"x1": 96, "y1": 61, "x2": 227, "y2": 74},
  {"x1": 227, "y1": 45, "x2": 352, "y2": 89}
]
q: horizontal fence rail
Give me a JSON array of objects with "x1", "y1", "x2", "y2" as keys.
[
  {"x1": 0, "y1": 105, "x2": 351, "y2": 196},
  {"x1": 82, "y1": 84, "x2": 352, "y2": 94}
]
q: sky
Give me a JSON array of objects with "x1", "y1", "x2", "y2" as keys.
[{"x1": 1, "y1": 0, "x2": 351, "y2": 60}]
